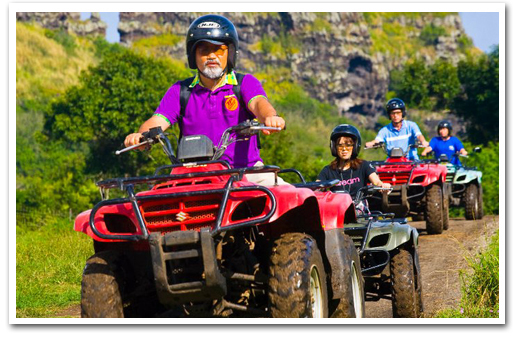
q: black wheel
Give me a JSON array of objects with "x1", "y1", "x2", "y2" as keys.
[
  {"x1": 390, "y1": 249, "x2": 419, "y2": 318},
  {"x1": 442, "y1": 189, "x2": 450, "y2": 230},
  {"x1": 425, "y1": 184, "x2": 444, "y2": 234},
  {"x1": 268, "y1": 233, "x2": 328, "y2": 318},
  {"x1": 476, "y1": 185, "x2": 484, "y2": 219},
  {"x1": 465, "y1": 184, "x2": 482, "y2": 220},
  {"x1": 329, "y1": 233, "x2": 365, "y2": 318},
  {"x1": 413, "y1": 249, "x2": 424, "y2": 315},
  {"x1": 81, "y1": 251, "x2": 125, "y2": 318}
]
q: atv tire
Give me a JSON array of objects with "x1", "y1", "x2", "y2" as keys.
[
  {"x1": 81, "y1": 251, "x2": 126, "y2": 318},
  {"x1": 268, "y1": 232, "x2": 328, "y2": 318},
  {"x1": 442, "y1": 190, "x2": 450, "y2": 230},
  {"x1": 329, "y1": 233, "x2": 365, "y2": 318},
  {"x1": 465, "y1": 184, "x2": 482, "y2": 220},
  {"x1": 390, "y1": 249, "x2": 420, "y2": 318},
  {"x1": 425, "y1": 184, "x2": 444, "y2": 234},
  {"x1": 477, "y1": 185, "x2": 484, "y2": 219}
]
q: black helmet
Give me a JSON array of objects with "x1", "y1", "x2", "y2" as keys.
[
  {"x1": 330, "y1": 124, "x2": 362, "y2": 158},
  {"x1": 386, "y1": 98, "x2": 406, "y2": 117},
  {"x1": 186, "y1": 14, "x2": 239, "y2": 71},
  {"x1": 437, "y1": 120, "x2": 452, "y2": 136}
]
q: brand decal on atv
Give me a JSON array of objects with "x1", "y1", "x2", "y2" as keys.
[
  {"x1": 198, "y1": 22, "x2": 221, "y2": 29},
  {"x1": 176, "y1": 212, "x2": 190, "y2": 222}
]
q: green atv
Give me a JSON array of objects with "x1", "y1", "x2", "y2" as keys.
[
  {"x1": 343, "y1": 186, "x2": 423, "y2": 318},
  {"x1": 439, "y1": 148, "x2": 484, "y2": 220}
]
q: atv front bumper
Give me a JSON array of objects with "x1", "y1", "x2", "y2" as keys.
[
  {"x1": 377, "y1": 185, "x2": 425, "y2": 217},
  {"x1": 149, "y1": 230, "x2": 227, "y2": 306}
]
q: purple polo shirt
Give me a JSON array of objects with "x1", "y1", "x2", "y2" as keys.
[{"x1": 154, "y1": 73, "x2": 266, "y2": 168}]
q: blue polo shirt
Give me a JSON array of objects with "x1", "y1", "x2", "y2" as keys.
[
  {"x1": 429, "y1": 136, "x2": 465, "y2": 166},
  {"x1": 375, "y1": 120, "x2": 423, "y2": 160}
]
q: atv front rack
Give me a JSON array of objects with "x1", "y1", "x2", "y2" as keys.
[{"x1": 89, "y1": 165, "x2": 280, "y2": 241}]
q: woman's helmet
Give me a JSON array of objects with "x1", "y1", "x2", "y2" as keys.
[
  {"x1": 186, "y1": 14, "x2": 239, "y2": 71},
  {"x1": 437, "y1": 120, "x2": 453, "y2": 136},
  {"x1": 386, "y1": 98, "x2": 406, "y2": 117},
  {"x1": 330, "y1": 124, "x2": 362, "y2": 158}
]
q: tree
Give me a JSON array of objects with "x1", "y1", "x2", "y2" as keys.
[
  {"x1": 453, "y1": 46, "x2": 499, "y2": 144},
  {"x1": 45, "y1": 48, "x2": 191, "y2": 177},
  {"x1": 398, "y1": 58, "x2": 432, "y2": 110},
  {"x1": 429, "y1": 59, "x2": 461, "y2": 110}
]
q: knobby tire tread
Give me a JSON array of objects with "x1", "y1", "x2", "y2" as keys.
[
  {"x1": 268, "y1": 232, "x2": 328, "y2": 318},
  {"x1": 390, "y1": 249, "x2": 419, "y2": 318},
  {"x1": 425, "y1": 184, "x2": 443, "y2": 234},
  {"x1": 329, "y1": 233, "x2": 365, "y2": 318},
  {"x1": 81, "y1": 251, "x2": 125, "y2": 318}
]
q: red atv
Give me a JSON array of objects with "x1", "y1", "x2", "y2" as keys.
[
  {"x1": 365, "y1": 142, "x2": 450, "y2": 235},
  {"x1": 75, "y1": 121, "x2": 365, "y2": 318}
]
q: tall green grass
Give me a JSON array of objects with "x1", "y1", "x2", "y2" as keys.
[
  {"x1": 435, "y1": 230, "x2": 499, "y2": 318},
  {"x1": 16, "y1": 218, "x2": 94, "y2": 318}
]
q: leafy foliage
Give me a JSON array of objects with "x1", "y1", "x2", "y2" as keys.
[
  {"x1": 389, "y1": 47, "x2": 499, "y2": 142},
  {"x1": 397, "y1": 58, "x2": 432, "y2": 110},
  {"x1": 45, "y1": 47, "x2": 191, "y2": 177},
  {"x1": 462, "y1": 141, "x2": 499, "y2": 214},
  {"x1": 453, "y1": 47, "x2": 499, "y2": 144}
]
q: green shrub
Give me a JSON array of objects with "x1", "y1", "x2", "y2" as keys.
[
  {"x1": 420, "y1": 24, "x2": 447, "y2": 45},
  {"x1": 45, "y1": 47, "x2": 191, "y2": 178},
  {"x1": 463, "y1": 141, "x2": 499, "y2": 215}
]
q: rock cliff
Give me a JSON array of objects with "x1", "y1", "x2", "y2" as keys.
[
  {"x1": 16, "y1": 12, "x2": 475, "y2": 128},
  {"x1": 116, "y1": 12, "x2": 474, "y2": 126},
  {"x1": 16, "y1": 12, "x2": 107, "y2": 38}
]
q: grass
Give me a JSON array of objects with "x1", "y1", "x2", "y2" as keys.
[
  {"x1": 434, "y1": 230, "x2": 499, "y2": 318},
  {"x1": 16, "y1": 22, "x2": 96, "y2": 102},
  {"x1": 16, "y1": 218, "x2": 94, "y2": 318}
]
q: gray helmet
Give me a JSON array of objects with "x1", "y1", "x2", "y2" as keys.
[{"x1": 186, "y1": 14, "x2": 239, "y2": 71}]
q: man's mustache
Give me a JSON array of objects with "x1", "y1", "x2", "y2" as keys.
[{"x1": 204, "y1": 60, "x2": 221, "y2": 66}]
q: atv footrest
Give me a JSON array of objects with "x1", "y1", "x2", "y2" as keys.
[{"x1": 149, "y1": 230, "x2": 227, "y2": 306}]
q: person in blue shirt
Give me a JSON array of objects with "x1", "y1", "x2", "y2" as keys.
[
  {"x1": 421, "y1": 120, "x2": 468, "y2": 166},
  {"x1": 365, "y1": 98, "x2": 429, "y2": 160}
]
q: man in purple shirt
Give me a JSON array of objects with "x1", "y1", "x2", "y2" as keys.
[{"x1": 124, "y1": 14, "x2": 285, "y2": 170}]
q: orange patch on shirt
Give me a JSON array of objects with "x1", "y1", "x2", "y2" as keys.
[{"x1": 225, "y1": 96, "x2": 239, "y2": 111}]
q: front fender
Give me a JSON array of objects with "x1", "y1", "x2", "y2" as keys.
[
  {"x1": 315, "y1": 191, "x2": 355, "y2": 229},
  {"x1": 453, "y1": 168, "x2": 483, "y2": 184},
  {"x1": 364, "y1": 220, "x2": 418, "y2": 252}
]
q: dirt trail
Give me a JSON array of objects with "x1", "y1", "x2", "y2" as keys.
[
  {"x1": 366, "y1": 215, "x2": 499, "y2": 318},
  {"x1": 56, "y1": 215, "x2": 499, "y2": 318}
]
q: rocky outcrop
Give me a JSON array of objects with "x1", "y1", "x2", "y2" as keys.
[
  {"x1": 16, "y1": 12, "x2": 474, "y2": 128},
  {"x1": 116, "y1": 12, "x2": 473, "y2": 126},
  {"x1": 16, "y1": 12, "x2": 107, "y2": 37}
]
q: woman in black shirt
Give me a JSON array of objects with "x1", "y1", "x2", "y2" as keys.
[{"x1": 318, "y1": 124, "x2": 391, "y2": 198}]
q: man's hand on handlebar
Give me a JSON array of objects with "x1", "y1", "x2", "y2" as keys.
[
  {"x1": 261, "y1": 115, "x2": 286, "y2": 135},
  {"x1": 124, "y1": 133, "x2": 146, "y2": 150},
  {"x1": 365, "y1": 140, "x2": 384, "y2": 149}
]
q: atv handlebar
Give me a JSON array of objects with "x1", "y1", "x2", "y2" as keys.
[
  {"x1": 364, "y1": 142, "x2": 385, "y2": 150},
  {"x1": 116, "y1": 126, "x2": 180, "y2": 164},
  {"x1": 118, "y1": 120, "x2": 282, "y2": 165},
  {"x1": 355, "y1": 185, "x2": 393, "y2": 204}
]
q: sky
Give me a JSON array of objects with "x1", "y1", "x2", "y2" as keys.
[{"x1": 81, "y1": 12, "x2": 500, "y2": 53}]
